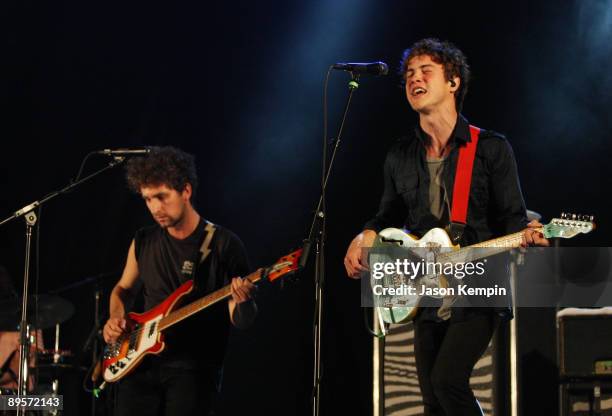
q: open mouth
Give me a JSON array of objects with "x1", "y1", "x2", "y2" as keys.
[{"x1": 411, "y1": 87, "x2": 427, "y2": 97}]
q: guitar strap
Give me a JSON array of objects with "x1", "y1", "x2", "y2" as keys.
[
  {"x1": 436, "y1": 125, "x2": 481, "y2": 320},
  {"x1": 189, "y1": 220, "x2": 216, "y2": 294},
  {"x1": 448, "y1": 125, "x2": 481, "y2": 244},
  {"x1": 199, "y1": 221, "x2": 216, "y2": 265}
]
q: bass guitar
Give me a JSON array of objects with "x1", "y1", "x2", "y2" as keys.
[{"x1": 102, "y1": 248, "x2": 303, "y2": 382}]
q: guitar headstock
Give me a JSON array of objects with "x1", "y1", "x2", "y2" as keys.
[
  {"x1": 543, "y1": 213, "x2": 595, "y2": 239},
  {"x1": 266, "y1": 248, "x2": 304, "y2": 283}
]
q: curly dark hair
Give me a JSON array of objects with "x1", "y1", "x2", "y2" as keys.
[
  {"x1": 125, "y1": 146, "x2": 198, "y2": 200},
  {"x1": 399, "y1": 38, "x2": 470, "y2": 112}
]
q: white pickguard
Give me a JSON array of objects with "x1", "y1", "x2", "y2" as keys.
[
  {"x1": 103, "y1": 315, "x2": 164, "y2": 382},
  {"x1": 372, "y1": 228, "x2": 457, "y2": 324},
  {"x1": 376, "y1": 227, "x2": 456, "y2": 293},
  {"x1": 379, "y1": 227, "x2": 454, "y2": 249}
]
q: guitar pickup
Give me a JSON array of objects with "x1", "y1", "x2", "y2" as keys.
[
  {"x1": 128, "y1": 324, "x2": 140, "y2": 350},
  {"x1": 148, "y1": 322, "x2": 156, "y2": 338},
  {"x1": 381, "y1": 237, "x2": 404, "y2": 245}
]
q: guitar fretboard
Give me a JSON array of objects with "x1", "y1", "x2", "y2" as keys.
[
  {"x1": 439, "y1": 228, "x2": 539, "y2": 264},
  {"x1": 158, "y1": 268, "x2": 263, "y2": 331}
]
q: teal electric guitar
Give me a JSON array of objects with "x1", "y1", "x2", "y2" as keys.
[{"x1": 371, "y1": 213, "x2": 595, "y2": 324}]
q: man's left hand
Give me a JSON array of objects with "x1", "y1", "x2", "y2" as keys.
[
  {"x1": 230, "y1": 276, "x2": 255, "y2": 304},
  {"x1": 521, "y1": 220, "x2": 550, "y2": 247}
]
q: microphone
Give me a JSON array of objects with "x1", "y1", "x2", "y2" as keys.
[
  {"x1": 332, "y1": 61, "x2": 388, "y2": 76},
  {"x1": 96, "y1": 148, "x2": 151, "y2": 156}
]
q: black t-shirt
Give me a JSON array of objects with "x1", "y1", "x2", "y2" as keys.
[{"x1": 134, "y1": 218, "x2": 250, "y2": 369}]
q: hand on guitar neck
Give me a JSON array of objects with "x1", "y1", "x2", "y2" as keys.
[
  {"x1": 230, "y1": 276, "x2": 255, "y2": 304},
  {"x1": 521, "y1": 220, "x2": 550, "y2": 247}
]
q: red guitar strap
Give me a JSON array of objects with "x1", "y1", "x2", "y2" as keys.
[{"x1": 450, "y1": 125, "x2": 481, "y2": 228}]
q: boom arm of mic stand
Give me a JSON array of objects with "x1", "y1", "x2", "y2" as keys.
[{"x1": 0, "y1": 157, "x2": 126, "y2": 227}]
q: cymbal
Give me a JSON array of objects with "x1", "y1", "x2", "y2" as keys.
[
  {"x1": 527, "y1": 209, "x2": 542, "y2": 222},
  {"x1": 0, "y1": 295, "x2": 75, "y2": 330}
]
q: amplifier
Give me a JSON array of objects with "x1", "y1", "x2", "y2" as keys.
[
  {"x1": 561, "y1": 380, "x2": 612, "y2": 416},
  {"x1": 557, "y1": 308, "x2": 612, "y2": 378}
]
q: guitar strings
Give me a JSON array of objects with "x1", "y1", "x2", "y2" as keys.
[
  {"x1": 105, "y1": 290, "x2": 236, "y2": 354},
  {"x1": 105, "y1": 264, "x2": 293, "y2": 356}
]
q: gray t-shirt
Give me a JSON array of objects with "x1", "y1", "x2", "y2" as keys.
[{"x1": 426, "y1": 156, "x2": 447, "y2": 220}]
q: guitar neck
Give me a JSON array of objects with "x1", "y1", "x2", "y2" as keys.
[
  {"x1": 471, "y1": 230, "x2": 527, "y2": 249},
  {"x1": 442, "y1": 229, "x2": 535, "y2": 264},
  {"x1": 158, "y1": 268, "x2": 263, "y2": 331}
]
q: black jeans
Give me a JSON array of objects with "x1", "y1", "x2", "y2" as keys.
[
  {"x1": 114, "y1": 358, "x2": 220, "y2": 416},
  {"x1": 413, "y1": 311, "x2": 499, "y2": 416}
]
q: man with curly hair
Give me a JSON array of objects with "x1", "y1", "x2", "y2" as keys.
[
  {"x1": 103, "y1": 146, "x2": 256, "y2": 416},
  {"x1": 344, "y1": 39, "x2": 548, "y2": 415}
]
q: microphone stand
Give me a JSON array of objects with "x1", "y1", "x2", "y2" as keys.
[
  {"x1": 90, "y1": 284, "x2": 102, "y2": 416},
  {"x1": 305, "y1": 73, "x2": 360, "y2": 416},
  {"x1": 0, "y1": 156, "x2": 127, "y2": 415}
]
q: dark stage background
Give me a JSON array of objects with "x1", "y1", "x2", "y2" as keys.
[{"x1": 1, "y1": 1, "x2": 611, "y2": 415}]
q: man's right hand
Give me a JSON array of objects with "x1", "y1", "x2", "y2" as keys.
[
  {"x1": 103, "y1": 317, "x2": 127, "y2": 344},
  {"x1": 344, "y1": 230, "x2": 377, "y2": 279}
]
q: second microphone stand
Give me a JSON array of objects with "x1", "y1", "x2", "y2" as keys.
[{"x1": 306, "y1": 73, "x2": 360, "y2": 416}]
